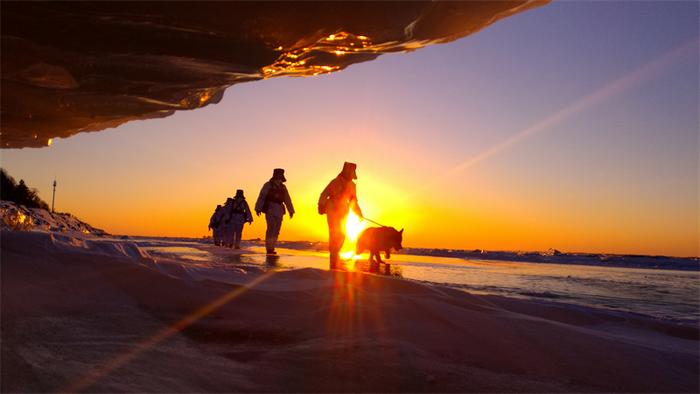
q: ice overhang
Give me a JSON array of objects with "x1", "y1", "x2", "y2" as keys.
[{"x1": 1, "y1": 1, "x2": 547, "y2": 148}]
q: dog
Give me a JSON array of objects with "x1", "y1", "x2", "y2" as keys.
[{"x1": 355, "y1": 226, "x2": 403, "y2": 272}]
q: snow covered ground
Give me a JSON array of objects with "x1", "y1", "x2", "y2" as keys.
[
  {"x1": 2, "y1": 227, "x2": 699, "y2": 392},
  {"x1": 0, "y1": 200, "x2": 106, "y2": 235}
]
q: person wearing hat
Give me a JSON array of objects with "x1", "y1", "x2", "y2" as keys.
[
  {"x1": 255, "y1": 168, "x2": 294, "y2": 254},
  {"x1": 318, "y1": 162, "x2": 363, "y2": 269},
  {"x1": 208, "y1": 204, "x2": 224, "y2": 246},
  {"x1": 226, "y1": 189, "x2": 253, "y2": 249}
]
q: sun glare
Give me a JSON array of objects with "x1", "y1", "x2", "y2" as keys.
[
  {"x1": 337, "y1": 212, "x2": 368, "y2": 270},
  {"x1": 345, "y1": 212, "x2": 365, "y2": 242}
]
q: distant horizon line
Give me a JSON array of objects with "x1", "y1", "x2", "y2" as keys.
[{"x1": 117, "y1": 233, "x2": 699, "y2": 260}]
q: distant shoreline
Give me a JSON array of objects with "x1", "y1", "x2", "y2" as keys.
[
  {"x1": 119, "y1": 235, "x2": 700, "y2": 271},
  {"x1": 3, "y1": 198, "x2": 696, "y2": 271}
]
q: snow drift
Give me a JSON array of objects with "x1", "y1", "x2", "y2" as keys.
[
  {"x1": 0, "y1": 200, "x2": 106, "y2": 235},
  {"x1": 1, "y1": 230, "x2": 698, "y2": 392}
]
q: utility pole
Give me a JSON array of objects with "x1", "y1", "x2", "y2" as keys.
[{"x1": 51, "y1": 179, "x2": 57, "y2": 213}]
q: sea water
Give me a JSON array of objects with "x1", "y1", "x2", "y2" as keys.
[{"x1": 141, "y1": 240, "x2": 699, "y2": 324}]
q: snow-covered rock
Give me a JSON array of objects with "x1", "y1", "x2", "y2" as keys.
[{"x1": 0, "y1": 200, "x2": 106, "y2": 235}]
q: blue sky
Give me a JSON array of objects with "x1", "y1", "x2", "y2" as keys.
[{"x1": 2, "y1": 1, "x2": 698, "y2": 255}]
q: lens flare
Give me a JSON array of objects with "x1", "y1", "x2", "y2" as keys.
[
  {"x1": 339, "y1": 250, "x2": 359, "y2": 271},
  {"x1": 338, "y1": 212, "x2": 368, "y2": 270},
  {"x1": 344, "y1": 212, "x2": 365, "y2": 242}
]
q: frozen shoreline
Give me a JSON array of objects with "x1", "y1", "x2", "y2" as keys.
[
  {"x1": 133, "y1": 237, "x2": 700, "y2": 324},
  {"x1": 128, "y1": 236, "x2": 700, "y2": 271},
  {"x1": 2, "y1": 230, "x2": 698, "y2": 392},
  {"x1": 3, "y1": 199, "x2": 696, "y2": 271}
]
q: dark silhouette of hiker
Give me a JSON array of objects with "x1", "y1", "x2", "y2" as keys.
[
  {"x1": 318, "y1": 162, "x2": 363, "y2": 269},
  {"x1": 255, "y1": 168, "x2": 294, "y2": 254},
  {"x1": 221, "y1": 197, "x2": 235, "y2": 248},
  {"x1": 208, "y1": 204, "x2": 223, "y2": 246},
  {"x1": 227, "y1": 189, "x2": 253, "y2": 249}
]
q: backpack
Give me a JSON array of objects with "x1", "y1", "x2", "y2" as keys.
[
  {"x1": 263, "y1": 183, "x2": 286, "y2": 212},
  {"x1": 232, "y1": 198, "x2": 246, "y2": 214},
  {"x1": 266, "y1": 183, "x2": 286, "y2": 204}
]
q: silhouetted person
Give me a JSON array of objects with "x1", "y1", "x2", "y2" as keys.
[
  {"x1": 208, "y1": 204, "x2": 224, "y2": 246},
  {"x1": 318, "y1": 162, "x2": 363, "y2": 269},
  {"x1": 255, "y1": 168, "x2": 294, "y2": 254},
  {"x1": 221, "y1": 198, "x2": 235, "y2": 248},
  {"x1": 229, "y1": 189, "x2": 253, "y2": 249}
]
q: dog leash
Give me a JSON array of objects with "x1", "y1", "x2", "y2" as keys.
[{"x1": 362, "y1": 216, "x2": 389, "y2": 228}]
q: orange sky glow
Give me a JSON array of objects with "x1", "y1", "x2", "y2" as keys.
[{"x1": 2, "y1": 2, "x2": 697, "y2": 257}]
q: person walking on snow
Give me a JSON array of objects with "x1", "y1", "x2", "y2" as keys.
[
  {"x1": 228, "y1": 189, "x2": 253, "y2": 249},
  {"x1": 208, "y1": 204, "x2": 224, "y2": 246},
  {"x1": 221, "y1": 197, "x2": 235, "y2": 248},
  {"x1": 318, "y1": 162, "x2": 363, "y2": 269},
  {"x1": 255, "y1": 168, "x2": 294, "y2": 254}
]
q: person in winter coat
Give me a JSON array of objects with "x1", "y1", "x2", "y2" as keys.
[
  {"x1": 221, "y1": 197, "x2": 235, "y2": 248},
  {"x1": 255, "y1": 168, "x2": 294, "y2": 254},
  {"x1": 318, "y1": 162, "x2": 363, "y2": 269},
  {"x1": 228, "y1": 189, "x2": 253, "y2": 249},
  {"x1": 208, "y1": 204, "x2": 224, "y2": 246}
]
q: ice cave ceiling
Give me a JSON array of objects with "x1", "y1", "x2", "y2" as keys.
[{"x1": 1, "y1": 1, "x2": 546, "y2": 148}]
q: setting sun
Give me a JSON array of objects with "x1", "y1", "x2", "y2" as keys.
[
  {"x1": 337, "y1": 212, "x2": 368, "y2": 270},
  {"x1": 1, "y1": 2, "x2": 698, "y2": 393},
  {"x1": 344, "y1": 212, "x2": 366, "y2": 243}
]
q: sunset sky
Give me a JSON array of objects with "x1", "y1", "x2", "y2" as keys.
[{"x1": 2, "y1": 1, "x2": 698, "y2": 257}]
